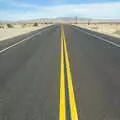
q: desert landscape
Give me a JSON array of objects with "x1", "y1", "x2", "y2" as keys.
[
  {"x1": 74, "y1": 22, "x2": 120, "y2": 38},
  {"x1": 0, "y1": 23, "x2": 52, "y2": 41},
  {"x1": 1, "y1": 18, "x2": 120, "y2": 41},
  {"x1": 1, "y1": 0, "x2": 120, "y2": 119}
]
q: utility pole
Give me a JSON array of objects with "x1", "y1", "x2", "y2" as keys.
[{"x1": 75, "y1": 16, "x2": 78, "y2": 24}]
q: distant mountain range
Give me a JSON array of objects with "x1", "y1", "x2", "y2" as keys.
[{"x1": 0, "y1": 17, "x2": 120, "y2": 24}]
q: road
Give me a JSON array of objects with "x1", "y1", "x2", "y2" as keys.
[{"x1": 0, "y1": 24, "x2": 120, "y2": 120}]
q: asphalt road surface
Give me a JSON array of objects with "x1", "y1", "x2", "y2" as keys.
[{"x1": 0, "y1": 24, "x2": 120, "y2": 120}]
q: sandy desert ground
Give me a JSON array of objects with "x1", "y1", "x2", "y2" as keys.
[
  {"x1": 74, "y1": 23, "x2": 120, "y2": 38},
  {"x1": 0, "y1": 24, "x2": 52, "y2": 41}
]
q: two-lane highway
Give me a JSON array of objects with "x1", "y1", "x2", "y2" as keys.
[
  {"x1": 0, "y1": 24, "x2": 120, "y2": 120},
  {"x1": 59, "y1": 25, "x2": 78, "y2": 120},
  {"x1": 0, "y1": 25, "x2": 60, "y2": 120},
  {"x1": 64, "y1": 25, "x2": 120, "y2": 120}
]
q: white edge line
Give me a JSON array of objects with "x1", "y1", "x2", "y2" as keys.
[
  {"x1": 72, "y1": 26, "x2": 120, "y2": 48},
  {"x1": 0, "y1": 25, "x2": 55, "y2": 53}
]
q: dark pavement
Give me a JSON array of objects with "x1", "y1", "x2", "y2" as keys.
[
  {"x1": 0, "y1": 24, "x2": 120, "y2": 120},
  {"x1": 0, "y1": 25, "x2": 60, "y2": 120}
]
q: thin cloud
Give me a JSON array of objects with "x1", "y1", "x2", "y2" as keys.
[
  {"x1": 0, "y1": 0, "x2": 39, "y2": 8},
  {"x1": 0, "y1": 1, "x2": 120, "y2": 20}
]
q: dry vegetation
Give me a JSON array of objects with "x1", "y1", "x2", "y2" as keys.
[
  {"x1": 74, "y1": 23, "x2": 120, "y2": 38},
  {"x1": 0, "y1": 23, "x2": 52, "y2": 41}
]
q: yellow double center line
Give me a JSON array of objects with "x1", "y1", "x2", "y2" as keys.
[{"x1": 59, "y1": 25, "x2": 78, "y2": 120}]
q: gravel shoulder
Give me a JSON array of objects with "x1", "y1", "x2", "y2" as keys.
[
  {"x1": 74, "y1": 24, "x2": 120, "y2": 38},
  {"x1": 0, "y1": 24, "x2": 51, "y2": 41}
]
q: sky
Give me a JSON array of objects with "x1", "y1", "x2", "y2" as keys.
[{"x1": 0, "y1": 0, "x2": 120, "y2": 20}]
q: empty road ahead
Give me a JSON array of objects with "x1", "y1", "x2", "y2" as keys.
[{"x1": 0, "y1": 24, "x2": 120, "y2": 120}]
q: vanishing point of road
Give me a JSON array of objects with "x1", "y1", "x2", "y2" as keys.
[{"x1": 0, "y1": 24, "x2": 120, "y2": 120}]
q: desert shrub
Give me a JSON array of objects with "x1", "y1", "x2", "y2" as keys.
[
  {"x1": 22, "y1": 24, "x2": 27, "y2": 28},
  {"x1": 7, "y1": 24, "x2": 14, "y2": 28},
  {"x1": 114, "y1": 30, "x2": 120, "y2": 35},
  {"x1": 33, "y1": 23, "x2": 39, "y2": 26},
  {"x1": 0, "y1": 24, "x2": 4, "y2": 28}
]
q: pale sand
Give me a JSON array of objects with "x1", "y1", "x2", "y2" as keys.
[
  {"x1": 74, "y1": 24, "x2": 120, "y2": 38},
  {"x1": 0, "y1": 24, "x2": 52, "y2": 41}
]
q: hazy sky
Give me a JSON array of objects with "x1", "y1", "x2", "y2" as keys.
[{"x1": 0, "y1": 0, "x2": 120, "y2": 20}]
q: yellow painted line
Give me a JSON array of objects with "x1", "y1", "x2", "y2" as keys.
[
  {"x1": 62, "y1": 25, "x2": 79, "y2": 120},
  {"x1": 59, "y1": 25, "x2": 66, "y2": 120}
]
